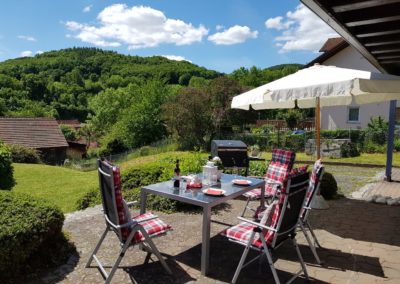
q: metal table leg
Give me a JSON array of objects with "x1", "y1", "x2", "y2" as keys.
[{"x1": 201, "y1": 206, "x2": 211, "y2": 275}]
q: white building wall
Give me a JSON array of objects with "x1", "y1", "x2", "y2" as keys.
[{"x1": 318, "y1": 46, "x2": 394, "y2": 130}]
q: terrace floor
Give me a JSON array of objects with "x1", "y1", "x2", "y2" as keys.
[
  {"x1": 39, "y1": 193, "x2": 400, "y2": 283},
  {"x1": 364, "y1": 168, "x2": 400, "y2": 199}
]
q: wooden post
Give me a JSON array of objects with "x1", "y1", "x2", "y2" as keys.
[
  {"x1": 385, "y1": 100, "x2": 396, "y2": 181},
  {"x1": 316, "y1": 97, "x2": 321, "y2": 160}
]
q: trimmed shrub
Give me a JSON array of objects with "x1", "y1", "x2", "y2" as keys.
[
  {"x1": 10, "y1": 144, "x2": 41, "y2": 163},
  {"x1": 340, "y1": 141, "x2": 360, "y2": 158},
  {"x1": 319, "y1": 172, "x2": 338, "y2": 199},
  {"x1": 362, "y1": 141, "x2": 386, "y2": 154},
  {"x1": 365, "y1": 116, "x2": 388, "y2": 145},
  {"x1": 248, "y1": 160, "x2": 267, "y2": 177},
  {"x1": 0, "y1": 141, "x2": 15, "y2": 190},
  {"x1": 75, "y1": 186, "x2": 101, "y2": 210},
  {"x1": 0, "y1": 191, "x2": 66, "y2": 281},
  {"x1": 285, "y1": 134, "x2": 306, "y2": 152}
]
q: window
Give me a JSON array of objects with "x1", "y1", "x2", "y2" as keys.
[{"x1": 348, "y1": 107, "x2": 359, "y2": 122}]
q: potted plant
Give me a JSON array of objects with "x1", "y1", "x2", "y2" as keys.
[
  {"x1": 212, "y1": 156, "x2": 224, "y2": 180},
  {"x1": 250, "y1": 144, "x2": 260, "y2": 157}
]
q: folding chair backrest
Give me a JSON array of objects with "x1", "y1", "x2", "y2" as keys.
[
  {"x1": 271, "y1": 172, "x2": 309, "y2": 247},
  {"x1": 98, "y1": 159, "x2": 126, "y2": 241},
  {"x1": 301, "y1": 160, "x2": 324, "y2": 220},
  {"x1": 266, "y1": 149, "x2": 296, "y2": 192}
]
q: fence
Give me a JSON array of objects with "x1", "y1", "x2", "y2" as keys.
[{"x1": 66, "y1": 139, "x2": 176, "y2": 171}]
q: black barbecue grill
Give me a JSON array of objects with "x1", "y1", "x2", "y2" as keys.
[{"x1": 211, "y1": 140, "x2": 249, "y2": 174}]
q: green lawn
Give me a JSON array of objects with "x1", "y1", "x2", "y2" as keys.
[
  {"x1": 11, "y1": 151, "x2": 203, "y2": 213},
  {"x1": 13, "y1": 163, "x2": 97, "y2": 213}
]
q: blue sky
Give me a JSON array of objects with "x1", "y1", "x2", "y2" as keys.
[{"x1": 0, "y1": 0, "x2": 337, "y2": 73}]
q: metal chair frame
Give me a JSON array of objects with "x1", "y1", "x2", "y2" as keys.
[
  {"x1": 229, "y1": 172, "x2": 310, "y2": 284},
  {"x1": 298, "y1": 163, "x2": 325, "y2": 265},
  {"x1": 86, "y1": 160, "x2": 171, "y2": 284}
]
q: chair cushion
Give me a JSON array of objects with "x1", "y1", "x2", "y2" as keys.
[
  {"x1": 301, "y1": 160, "x2": 323, "y2": 218},
  {"x1": 132, "y1": 212, "x2": 172, "y2": 243},
  {"x1": 223, "y1": 200, "x2": 279, "y2": 249},
  {"x1": 243, "y1": 149, "x2": 295, "y2": 200},
  {"x1": 109, "y1": 163, "x2": 131, "y2": 240},
  {"x1": 242, "y1": 178, "x2": 281, "y2": 199}
]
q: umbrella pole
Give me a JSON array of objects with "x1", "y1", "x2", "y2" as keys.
[
  {"x1": 316, "y1": 97, "x2": 321, "y2": 160},
  {"x1": 313, "y1": 96, "x2": 329, "y2": 209}
]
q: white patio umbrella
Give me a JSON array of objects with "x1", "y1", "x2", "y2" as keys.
[
  {"x1": 232, "y1": 64, "x2": 400, "y2": 158},
  {"x1": 232, "y1": 64, "x2": 400, "y2": 209},
  {"x1": 232, "y1": 64, "x2": 400, "y2": 111}
]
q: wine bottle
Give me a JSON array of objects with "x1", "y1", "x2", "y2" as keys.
[{"x1": 173, "y1": 159, "x2": 180, "y2": 188}]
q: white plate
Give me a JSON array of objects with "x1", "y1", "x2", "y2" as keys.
[
  {"x1": 232, "y1": 179, "x2": 252, "y2": 186},
  {"x1": 202, "y1": 188, "x2": 226, "y2": 196}
]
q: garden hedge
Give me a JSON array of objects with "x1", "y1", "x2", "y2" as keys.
[
  {"x1": 0, "y1": 191, "x2": 66, "y2": 281},
  {"x1": 10, "y1": 144, "x2": 42, "y2": 164},
  {"x1": 0, "y1": 140, "x2": 15, "y2": 190}
]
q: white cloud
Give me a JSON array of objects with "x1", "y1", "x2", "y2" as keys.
[
  {"x1": 36, "y1": 50, "x2": 44, "y2": 54},
  {"x1": 20, "y1": 50, "x2": 33, "y2": 57},
  {"x1": 66, "y1": 4, "x2": 208, "y2": 49},
  {"x1": 162, "y1": 55, "x2": 191, "y2": 62},
  {"x1": 17, "y1": 35, "x2": 37, "y2": 42},
  {"x1": 208, "y1": 25, "x2": 258, "y2": 45},
  {"x1": 83, "y1": 5, "x2": 93, "y2": 13},
  {"x1": 216, "y1": 25, "x2": 224, "y2": 31},
  {"x1": 265, "y1": 4, "x2": 337, "y2": 53},
  {"x1": 265, "y1": 16, "x2": 293, "y2": 30}
]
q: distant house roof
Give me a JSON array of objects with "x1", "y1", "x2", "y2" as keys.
[
  {"x1": 0, "y1": 117, "x2": 68, "y2": 149},
  {"x1": 306, "y1": 37, "x2": 349, "y2": 67}
]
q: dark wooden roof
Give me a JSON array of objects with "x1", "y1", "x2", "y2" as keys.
[
  {"x1": 307, "y1": 37, "x2": 349, "y2": 66},
  {"x1": 0, "y1": 117, "x2": 68, "y2": 149},
  {"x1": 319, "y1": 37, "x2": 347, "y2": 52},
  {"x1": 302, "y1": 0, "x2": 400, "y2": 75}
]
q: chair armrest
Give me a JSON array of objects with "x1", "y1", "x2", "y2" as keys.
[
  {"x1": 105, "y1": 214, "x2": 138, "y2": 229},
  {"x1": 237, "y1": 216, "x2": 277, "y2": 232},
  {"x1": 135, "y1": 214, "x2": 158, "y2": 223}
]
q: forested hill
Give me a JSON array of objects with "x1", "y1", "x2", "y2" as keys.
[{"x1": 0, "y1": 47, "x2": 222, "y2": 120}]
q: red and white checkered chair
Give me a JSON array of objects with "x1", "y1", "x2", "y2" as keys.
[
  {"x1": 298, "y1": 159, "x2": 325, "y2": 265},
  {"x1": 86, "y1": 159, "x2": 172, "y2": 284},
  {"x1": 241, "y1": 149, "x2": 296, "y2": 217},
  {"x1": 223, "y1": 171, "x2": 310, "y2": 284}
]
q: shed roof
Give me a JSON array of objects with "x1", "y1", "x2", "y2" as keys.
[{"x1": 0, "y1": 117, "x2": 68, "y2": 149}]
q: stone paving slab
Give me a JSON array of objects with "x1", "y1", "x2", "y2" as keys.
[{"x1": 37, "y1": 195, "x2": 400, "y2": 284}]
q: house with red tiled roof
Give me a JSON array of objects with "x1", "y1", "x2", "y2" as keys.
[
  {"x1": 306, "y1": 37, "x2": 399, "y2": 130},
  {"x1": 0, "y1": 117, "x2": 68, "y2": 164}
]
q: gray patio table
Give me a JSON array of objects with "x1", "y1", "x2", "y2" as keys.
[{"x1": 140, "y1": 173, "x2": 266, "y2": 276}]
